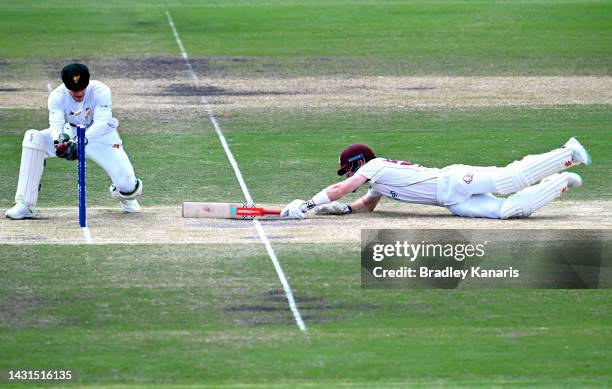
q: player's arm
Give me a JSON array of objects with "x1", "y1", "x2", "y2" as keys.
[
  {"x1": 348, "y1": 193, "x2": 380, "y2": 213},
  {"x1": 322, "y1": 173, "x2": 368, "y2": 202},
  {"x1": 85, "y1": 86, "x2": 114, "y2": 141},
  {"x1": 48, "y1": 92, "x2": 66, "y2": 138},
  {"x1": 316, "y1": 187, "x2": 380, "y2": 215},
  {"x1": 304, "y1": 173, "x2": 367, "y2": 210},
  {"x1": 47, "y1": 92, "x2": 78, "y2": 159},
  {"x1": 281, "y1": 174, "x2": 368, "y2": 219}
]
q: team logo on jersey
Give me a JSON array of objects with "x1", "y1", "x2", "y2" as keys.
[
  {"x1": 463, "y1": 173, "x2": 474, "y2": 184},
  {"x1": 73, "y1": 74, "x2": 80, "y2": 84}
]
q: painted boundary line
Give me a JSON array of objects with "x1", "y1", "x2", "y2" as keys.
[
  {"x1": 165, "y1": 11, "x2": 307, "y2": 332},
  {"x1": 47, "y1": 82, "x2": 93, "y2": 244}
]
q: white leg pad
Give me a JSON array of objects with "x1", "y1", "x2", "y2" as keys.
[
  {"x1": 500, "y1": 173, "x2": 571, "y2": 219},
  {"x1": 492, "y1": 147, "x2": 573, "y2": 194},
  {"x1": 15, "y1": 130, "x2": 47, "y2": 206}
]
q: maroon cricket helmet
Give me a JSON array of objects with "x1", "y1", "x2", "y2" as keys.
[{"x1": 337, "y1": 144, "x2": 376, "y2": 175}]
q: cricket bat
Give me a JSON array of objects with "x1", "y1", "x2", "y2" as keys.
[{"x1": 182, "y1": 202, "x2": 282, "y2": 219}]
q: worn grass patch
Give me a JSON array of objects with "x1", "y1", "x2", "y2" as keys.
[{"x1": 0, "y1": 243, "x2": 610, "y2": 386}]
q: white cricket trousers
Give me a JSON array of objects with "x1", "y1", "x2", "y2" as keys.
[
  {"x1": 14, "y1": 128, "x2": 137, "y2": 207},
  {"x1": 440, "y1": 145, "x2": 579, "y2": 219}
]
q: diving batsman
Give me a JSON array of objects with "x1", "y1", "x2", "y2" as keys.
[{"x1": 281, "y1": 138, "x2": 591, "y2": 220}]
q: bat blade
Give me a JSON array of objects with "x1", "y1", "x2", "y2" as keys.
[{"x1": 182, "y1": 202, "x2": 281, "y2": 219}]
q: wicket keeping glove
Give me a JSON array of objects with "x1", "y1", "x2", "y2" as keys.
[
  {"x1": 314, "y1": 201, "x2": 352, "y2": 215},
  {"x1": 54, "y1": 133, "x2": 78, "y2": 160},
  {"x1": 281, "y1": 199, "x2": 308, "y2": 219}
]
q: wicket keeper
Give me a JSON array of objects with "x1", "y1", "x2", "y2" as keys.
[
  {"x1": 281, "y1": 139, "x2": 591, "y2": 219},
  {"x1": 5, "y1": 63, "x2": 142, "y2": 219}
]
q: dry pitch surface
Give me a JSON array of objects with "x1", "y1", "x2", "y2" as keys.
[
  {"x1": 1, "y1": 60, "x2": 610, "y2": 244},
  {"x1": 2, "y1": 201, "x2": 611, "y2": 244},
  {"x1": 2, "y1": 76, "x2": 611, "y2": 114}
]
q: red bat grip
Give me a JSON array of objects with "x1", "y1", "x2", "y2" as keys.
[{"x1": 235, "y1": 207, "x2": 282, "y2": 217}]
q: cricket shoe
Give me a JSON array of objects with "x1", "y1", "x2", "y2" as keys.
[
  {"x1": 549, "y1": 172, "x2": 582, "y2": 193},
  {"x1": 120, "y1": 199, "x2": 141, "y2": 213},
  {"x1": 5, "y1": 202, "x2": 37, "y2": 220},
  {"x1": 563, "y1": 137, "x2": 592, "y2": 165},
  {"x1": 109, "y1": 181, "x2": 142, "y2": 213},
  {"x1": 563, "y1": 172, "x2": 583, "y2": 188}
]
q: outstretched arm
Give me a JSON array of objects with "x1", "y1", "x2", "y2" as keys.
[
  {"x1": 315, "y1": 192, "x2": 380, "y2": 215},
  {"x1": 321, "y1": 174, "x2": 368, "y2": 202},
  {"x1": 281, "y1": 174, "x2": 368, "y2": 219},
  {"x1": 349, "y1": 194, "x2": 380, "y2": 213}
]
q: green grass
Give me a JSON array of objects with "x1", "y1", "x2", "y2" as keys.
[
  {"x1": 1, "y1": 244, "x2": 610, "y2": 387},
  {"x1": 1, "y1": 105, "x2": 609, "y2": 208},
  {"x1": 1, "y1": 0, "x2": 611, "y2": 387},
  {"x1": 221, "y1": 106, "x2": 611, "y2": 202},
  {"x1": 0, "y1": 0, "x2": 610, "y2": 75}
]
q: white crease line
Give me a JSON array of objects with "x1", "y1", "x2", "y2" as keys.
[
  {"x1": 165, "y1": 10, "x2": 307, "y2": 332},
  {"x1": 34, "y1": 206, "x2": 178, "y2": 211},
  {"x1": 82, "y1": 226, "x2": 93, "y2": 243},
  {"x1": 0, "y1": 240, "x2": 297, "y2": 245},
  {"x1": 20, "y1": 206, "x2": 286, "y2": 211}
]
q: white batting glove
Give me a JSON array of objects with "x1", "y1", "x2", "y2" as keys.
[
  {"x1": 281, "y1": 199, "x2": 308, "y2": 219},
  {"x1": 314, "y1": 201, "x2": 352, "y2": 215}
]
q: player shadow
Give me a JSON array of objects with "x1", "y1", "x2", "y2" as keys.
[
  {"x1": 371, "y1": 210, "x2": 456, "y2": 219},
  {"x1": 372, "y1": 210, "x2": 574, "y2": 221}
]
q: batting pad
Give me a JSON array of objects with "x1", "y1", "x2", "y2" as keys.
[
  {"x1": 16, "y1": 130, "x2": 47, "y2": 206},
  {"x1": 492, "y1": 147, "x2": 573, "y2": 194},
  {"x1": 500, "y1": 173, "x2": 571, "y2": 219}
]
